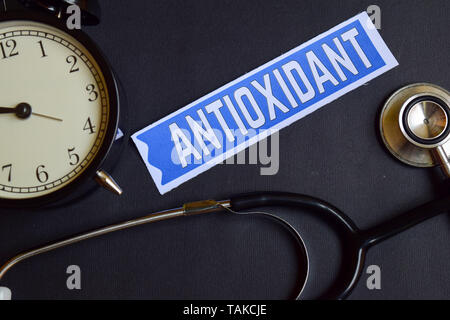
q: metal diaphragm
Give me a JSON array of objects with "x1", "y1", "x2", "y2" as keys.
[{"x1": 380, "y1": 83, "x2": 450, "y2": 167}]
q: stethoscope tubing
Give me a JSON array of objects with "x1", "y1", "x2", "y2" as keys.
[
  {"x1": 230, "y1": 192, "x2": 450, "y2": 299},
  {"x1": 0, "y1": 197, "x2": 309, "y2": 299},
  {"x1": 1, "y1": 191, "x2": 449, "y2": 300}
]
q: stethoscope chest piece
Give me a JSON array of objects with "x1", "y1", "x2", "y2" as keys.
[{"x1": 380, "y1": 83, "x2": 450, "y2": 175}]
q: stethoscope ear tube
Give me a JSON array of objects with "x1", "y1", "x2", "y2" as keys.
[
  {"x1": 221, "y1": 202, "x2": 311, "y2": 299},
  {"x1": 230, "y1": 192, "x2": 362, "y2": 300},
  {"x1": 230, "y1": 192, "x2": 360, "y2": 240},
  {"x1": 231, "y1": 191, "x2": 450, "y2": 299}
]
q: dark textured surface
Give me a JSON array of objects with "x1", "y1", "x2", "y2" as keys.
[{"x1": 1, "y1": 0, "x2": 450, "y2": 299}]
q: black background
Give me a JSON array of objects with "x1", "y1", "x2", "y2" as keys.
[{"x1": 0, "y1": 0, "x2": 449, "y2": 300}]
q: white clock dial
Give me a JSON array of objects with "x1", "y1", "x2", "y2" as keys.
[{"x1": 0, "y1": 20, "x2": 110, "y2": 200}]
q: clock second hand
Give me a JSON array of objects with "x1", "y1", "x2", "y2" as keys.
[{"x1": 32, "y1": 112, "x2": 63, "y2": 122}]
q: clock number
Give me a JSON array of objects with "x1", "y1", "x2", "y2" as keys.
[
  {"x1": 68, "y1": 147, "x2": 80, "y2": 166},
  {"x1": 66, "y1": 55, "x2": 79, "y2": 73},
  {"x1": 0, "y1": 39, "x2": 19, "y2": 59},
  {"x1": 38, "y1": 40, "x2": 47, "y2": 58},
  {"x1": 86, "y1": 84, "x2": 98, "y2": 102},
  {"x1": 36, "y1": 165, "x2": 49, "y2": 183},
  {"x1": 1, "y1": 164, "x2": 12, "y2": 182},
  {"x1": 83, "y1": 117, "x2": 96, "y2": 134}
]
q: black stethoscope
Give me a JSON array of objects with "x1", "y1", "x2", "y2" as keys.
[{"x1": 1, "y1": 83, "x2": 449, "y2": 300}]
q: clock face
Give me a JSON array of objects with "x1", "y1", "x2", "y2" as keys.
[{"x1": 0, "y1": 19, "x2": 112, "y2": 201}]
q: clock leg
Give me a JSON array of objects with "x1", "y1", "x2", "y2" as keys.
[{"x1": 95, "y1": 170, "x2": 122, "y2": 195}]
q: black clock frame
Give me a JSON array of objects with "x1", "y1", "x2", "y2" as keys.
[{"x1": 0, "y1": 11, "x2": 121, "y2": 209}]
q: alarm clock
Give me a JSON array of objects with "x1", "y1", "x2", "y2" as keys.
[{"x1": 0, "y1": 0, "x2": 126, "y2": 208}]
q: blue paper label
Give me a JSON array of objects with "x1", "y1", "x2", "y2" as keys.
[{"x1": 132, "y1": 12, "x2": 398, "y2": 194}]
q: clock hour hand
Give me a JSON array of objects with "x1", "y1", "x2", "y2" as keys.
[
  {"x1": 0, "y1": 103, "x2": 32, "y2": 118},
  {"x1": 0, "y1": 103, "x2": 62, "y2": 121},
  {"x1": 0, "y1": 106, "x2": 18, "y2": 114}
]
